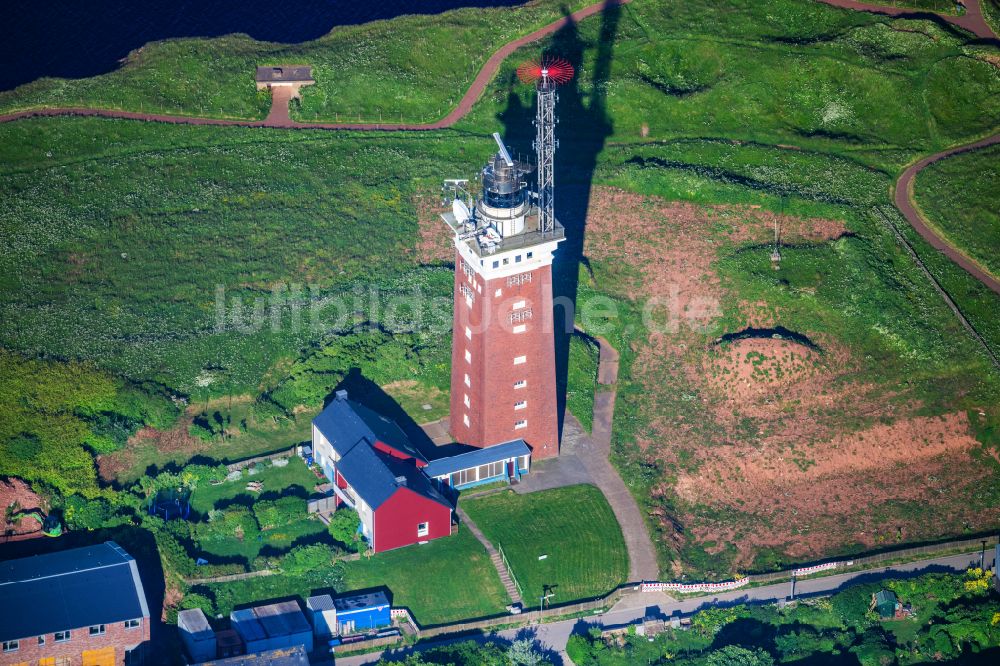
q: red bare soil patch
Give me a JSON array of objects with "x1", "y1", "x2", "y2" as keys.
[
  {"x1": 674, "y1": 412, "x2": 994, "y2": 567},
  {"x1": 410, "y1": 194, "x2": 453, "y2": 265},
  {"x1": 98, "y1": 423, "x2": 202, "y2": 483},
  {"x1": 582, "y1": 186, "x2": 988, "y2": 573},
  {"x1": 1, "y1": 478, "x2": 48, "y2": 541}
]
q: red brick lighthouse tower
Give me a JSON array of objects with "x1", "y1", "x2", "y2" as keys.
[{"x1": 441, "y1": 58, "x2": 572, "y2": 460}]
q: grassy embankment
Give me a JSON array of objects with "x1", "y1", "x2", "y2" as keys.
[
  {"x1": 462, "y1": 485, "x2": 628, "y2": 604},
  {"x1": 912, "y1": 143, "x2": 1000, "y2": 279},
  {"x1": 565, "y1": 333, "x2": 600, "y2": 432},
  {"x1": 0, "y1": 0, "x2": 590, "y2": 122}
]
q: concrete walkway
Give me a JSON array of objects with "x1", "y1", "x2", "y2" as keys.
[{"x1": 576, "y1": 337, "x2": 659, "y2": 582}]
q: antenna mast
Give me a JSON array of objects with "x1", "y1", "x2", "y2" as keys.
[{"x1": 518, "y1": 56, "x2": 573, "y2": 237}]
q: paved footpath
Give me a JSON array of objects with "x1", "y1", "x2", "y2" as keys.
[
  {"x1": 514, "y1": 333, "x2": 660, "y2": 583},
  {"x1": 578, "y1": 336, "x2": 658, "y2": 582},
  {"x1": 335, "y1": 549, "x2": 995, "y2": 664},
  {"x1": 894, "y1": 133, "x2": 1000, "y2": 296}
]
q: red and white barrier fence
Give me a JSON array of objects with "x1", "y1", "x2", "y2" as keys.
[
  {"x1": 641, "y1": 577, "x2": 749, "y2": 594},
  {"x1": 641, "y1": 559, "x2": 855, "y2": 594},
  {"x1": 792, "y1": 560, "x2": 852, "y2": 577}
]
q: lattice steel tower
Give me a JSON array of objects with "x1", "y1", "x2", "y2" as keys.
[{"x1": 519, "y1": 57, "x2": 573, "y2": 235}]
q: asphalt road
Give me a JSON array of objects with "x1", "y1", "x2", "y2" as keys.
[{"x1": 334, "y1": 549, "x2": 995, "y2": 665}]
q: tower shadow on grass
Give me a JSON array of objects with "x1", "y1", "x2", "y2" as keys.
[{"x1": 498, "y1": 1, "x2": 620, "y2": 441}]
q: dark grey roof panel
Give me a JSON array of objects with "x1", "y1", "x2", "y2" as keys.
[{"x1": 0, "y1": 541, "x2": 147, "y2": 642}]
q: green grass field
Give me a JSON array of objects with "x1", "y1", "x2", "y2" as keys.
[
  {"x1": 913, "y1": 143, "x2": 1000, "y2": 278},
  {"x1": 0, "y1": 0, "x2": 590, "y2": 122},
  {"x1": 565, "y1": 332, "x2": 600, "y2": 432},
  {"x1": 340, "y1": 528, "x2": 509, "y2": 626},
  {"x1": 462, "y1": 485, "x2": 628, "y2": 604},
  {"x1": 188, "y1": 456, "x2": 319, "y2": 515},
  {"x1": 186, "y1": 457, "x2": 326, "y2": 564}
]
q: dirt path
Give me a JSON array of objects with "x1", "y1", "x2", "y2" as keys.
[
  {"x1": 895, "y1": 133, "x2": 1000, "y2": 295},
  {"x1": 0, "y1": 0, "x2": 628, "y2": 132},
  {"x1": 817, "y1": 0, "x2": 998, "y2": 39}
]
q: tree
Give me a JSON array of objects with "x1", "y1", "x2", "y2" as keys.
[
  {"x1": 705, "y1": 645, "x2": 774, "y2": 666},
  {"x1": 508, "y1": 639, "x2": 549, "y2": 666},
  {"x1": 327, "y1": 507, "x2": 363, "y2": 552}
]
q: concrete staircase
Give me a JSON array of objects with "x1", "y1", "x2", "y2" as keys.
[{"x1": 456, "y1": 507, "x2": 522, "y2": 605}]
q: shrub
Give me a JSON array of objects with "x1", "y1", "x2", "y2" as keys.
[
  {"x1": 327, "y1": 508, "x2": 362, "y2": 552},
  {"x1": 280, "y1": 544, "x2": 334, "y2": 575},
  {"x1": 180, "y1": 592, "x2": 216, "y2": 617},
  {"x1": 197, "y1": 506, "x2": 259, "y2": 542},
  {"x1": 62, "y1": 495, "x2": 112, "y2": 530},
  {"x1": 253, "y1": 496, "x2": 306, "y2": 530}
]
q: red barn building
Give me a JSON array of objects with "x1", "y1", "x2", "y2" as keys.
[
  {"x1": 0, "y1": 541, "x2": 150, "y2": 666},
  {"x1": 312, "y1": 391, "x2": 453, "y2": 552},
  {"x1": 442, "y1": 136, "x2": 563, "y2": 459}
]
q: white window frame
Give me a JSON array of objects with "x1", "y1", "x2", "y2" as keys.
[
  {"x1": 495, "y1": 288, "x2": 502, "y2": 297},
  {"x1": 463, "y1": 394, "x2": 471, "y2": 408},
  {"x1": 89, "y1": 625, "x2": 106, "y2": 637},
  {"x1": 465, "y1": 326, "x2": 472, "y2": 340},
  {"x1": 2, "y1": 640, "x2": 18, "y2": 653},
  {"x1": 54, "y1": 631, "x2": 71, "y2": 643},
  {"x1": 514, "y1": 401, "x2": 527, "y2": 410},
  {"x1": 514, "y1": 379, "x2": 526, "y2": 389},
  {"x1": 464, "y1": 349, "x2": 472, "y2": 363},
  {"x1": 514, "y1": 420, "x2": 527, "y2": 430},
  {"x1": 417, "y1": 522, "x2": 429, "y2": 537},
  {"x1": 513, "y1": 300, "x2": 526, "y2": 309},
  {"x1": 463, "y1": 413, "x2": 470, "y2": 427},
  {"x1": 37, "y1": 636, "x2": 46, "y2": 646},
  {"x1": 464, "y1": 373, "x2": 471, "y2": 387},
  {"x1": 512, "y1": 324, "x2": 526, "y2": 334},
  {"x1": 124, "y1": 619, "x2": 141, "y2": 630},
  {"x1": 513, "y1": 356, "x2": 526, "y2": 365}
]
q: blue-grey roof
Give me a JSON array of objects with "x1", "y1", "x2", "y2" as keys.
[
  {"x1": 337, "y1": 443, "x2": 451, "y2": 511},
  {"x1": 337, "y1": 441, "x2": 403, "y2": 509},
  {"x1": 424, "y1": 440, "x2": 530, "y2": 478},
  {"x1": 313, "y1": 392, "x2": 424, "y2": 462},
  {"x1": 334, "y1": 590, "x2": 390, "y2": 613},
  {"x1": 231, "y1": 601, "x2": 311, "y2": 643},
  {"x1": 0, "y1": 541, "x2": 149, "y2": 642},
  {"x1": 381, "y1": 454, "x2": 452, "y2": 510}
]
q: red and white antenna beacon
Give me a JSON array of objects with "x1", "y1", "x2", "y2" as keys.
[{"x1": 517, "y1": 56, "x2": 574, "y2": 236}]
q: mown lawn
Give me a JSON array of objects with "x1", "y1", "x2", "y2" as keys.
[
  {"x1": 340, "y1": 528, "x2": 508, "y2": 626},
  {"x1": 462, "y1": 484, "x2": 628, "y2": 605},
  {"x1": 913, "y1": 143, "x2": 1000, "y2": 278},
  {"x1": 189, "y1": 456, "x2": 320, "y2": 515}
]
